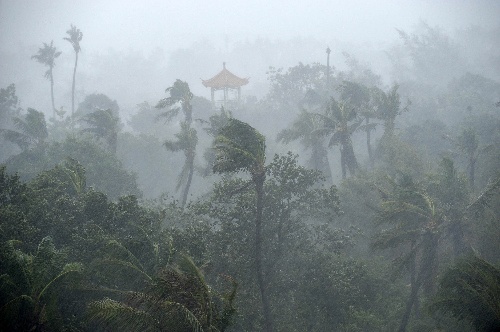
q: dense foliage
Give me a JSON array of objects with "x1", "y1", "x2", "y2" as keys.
[{"x1": 2, "y1": 22, "x2": 500, "y2": 332}]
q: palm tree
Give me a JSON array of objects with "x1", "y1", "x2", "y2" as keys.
[
  {"x1": 338, "y1": 81, "x2": 377, "y2": 168},
  {"x1": 80, "y1": 108, "x2": 120, "y2": 154},
  {"x1": 197, "y1": 106, "x2": 232, "y2": 177},
  {"x1": 456, "y1": 127, "x2": 479, "y2": 190},
  {"x1": 156, "y1": 80, "x2": 196, "y2": 207},
  {"x1": 372, "y1": 84, "x2": 410, "y2": 141},
  {"x1": 373, "y1": 175, "x2": 443, "y2": 331},
  {"x1": 156, "y1": 79, "x2": 194, "y2": 124},
  {"x1": 277, "y1": 109, "x2": 332, "y2": 184},
  {"x1": 64, "y1": 24, "x2": 83, "y2": 119},
  {"x1": 1, "y1": 108, "x2": 48, "y2": 150},
  {"x1": 212, "y1": 118, "x2": 273, "y2": 332},
  {"x1": 32, "y1": 41, "x2": 61, "y2": 118},
  {"x1": 314, "y1": 98, "x2": 361, "y2": 179},
  {"x1": 164, "y1": 122, "x2": 198, "y2": 207},
  {"x1": 429, "y1": 256, "x2": 500, "y2": 331},
  {"x1": 89, "y1": 254, "x2": 237, "y2": 332},
  {"x1": 0, "y1": 238, "x2": 83, "y2": 331},
  {"x1": 443, "y1": 127, "x2": 492, "y2": 191}
]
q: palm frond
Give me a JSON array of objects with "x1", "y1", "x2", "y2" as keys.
[
  {"x1": 467, "y1": 175, "x2": 500, "y2": 216},
  {"x1": 88, "y1": 298, "x2": 158, "y2": 332},
  {"x1": 213, "y1": 118, "x2": 266, "y2": 174},
  {"x1": 37, "y1": 262, "x2": 83, "y2": 301}
]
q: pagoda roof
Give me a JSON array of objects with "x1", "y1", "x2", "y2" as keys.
[{"x1": 202, "y1": 63, "x2": 249, "y2": 89}]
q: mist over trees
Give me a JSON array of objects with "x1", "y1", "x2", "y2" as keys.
[{"x1": 1, "y1": 5, "x2": 500, "y2": 331}]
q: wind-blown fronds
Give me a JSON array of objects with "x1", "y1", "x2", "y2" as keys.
[
  {"x1": 89, "y1": 254, "x2": 236, "y2": 331},
  {"x1": 2, "y1": 108, "x2": 48, "y2": 150},
  {"x1": 213, "y1": 118, "x2": 266, "y2": 175},
  {"x1": 429, "y1": 256, "x2": 500, "y2": 331},
  {"x1": 467, "y1": 175, "x2": 500, "y2": 217},
  {"x1": 88, "y1": 297, "x2": 161, "y2": 332}
]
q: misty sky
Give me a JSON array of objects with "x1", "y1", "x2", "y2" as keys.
[
  {"x1": 1, "y1": 0, "x2": 499, "y2": 115},
  {"x1": 2, "y1": 0, "x2": 499, "y2": 55}
]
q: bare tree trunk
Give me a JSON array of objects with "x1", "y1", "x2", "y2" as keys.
[{"x1": 253, "y1": 172, "x2": 273, "y2": 332}]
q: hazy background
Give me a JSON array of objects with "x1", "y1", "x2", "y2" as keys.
[{"x1": 1, "y1": 0, "x2": 499, "y2": 120}]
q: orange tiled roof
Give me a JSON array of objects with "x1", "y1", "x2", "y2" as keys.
[{"x1": 202, "y1": 63, "x2": 249, "y2": 89}]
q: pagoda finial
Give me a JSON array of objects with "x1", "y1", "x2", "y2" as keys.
[{"x1": 223, "y1": 62, "x2": 226, "y2": 69}]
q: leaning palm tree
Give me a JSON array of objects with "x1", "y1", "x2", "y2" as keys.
[
  {"x1": 80, "y1": 108, "x2": 120, "y2": 154},
  {"x1": 32, "y1": 41, "x2": 61, "y2": 118},
  {"x1": 213, "y1": 118, "x2": 273, "y2": 332},
  {"x1": 156, "y1": 79, "x2": 194, "y2": 124},
  {"x1": 156, "y1": 80, "x2": 197, "y2": 207},
  {"x1": 1, "y1": 108, "x2": 48, "y2": 150},
  {"x1": 197, "y1": 107, "x2": 232, "y2": 176},
  {"x1": 64, "y1": 24, "x2": 83, "y2": 119},
  {"x1": 314, "y1": 98, "x2": 362, "y2": 179}
]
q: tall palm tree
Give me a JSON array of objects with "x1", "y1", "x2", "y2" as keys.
[
  {"x1": 64, "y1": 24, "x2": 83, "y2": 119},
  {"x1": 338, "y1": 81, "x2": 377, "y2": 168},
  {"x1": 277, "y1": 109, "x2": 332, "y2": 184},
  {"x1": 156, "y1": 80, "x2": 196, "y2": 207},
  {"x1": 32, "y1": 41, "x2": 61, "y2": 118},
  {"x1": 80, "y1": 108, "x2": 120, "y2": 154},
  {"x1": 164, "y1": 122, "x2": 198, "y2": 207},
  {"x1": 213, "y1": 118, "x2": 273, "y2": 332},
  {"x1": 314, "y1": 98, "x2": 362, "y2": 179},
  {"x1": 372, "y1": 84, "x2": 409, "y2": 141}
]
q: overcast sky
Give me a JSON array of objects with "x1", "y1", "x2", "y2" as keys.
[
  {"x1": 1, "y1": 0, "x2": 499, "y2": 114},
  {"x1": 1, "y1": 0, "x2": 499, "y2": 55}
]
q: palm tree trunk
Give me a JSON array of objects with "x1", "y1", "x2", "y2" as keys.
[
  {"x1": 398, "y1": 270, "x2": 422, "y2": 332},
  {"x1": 366, "y1": 117, "x2": 374, "y2": 168},
  {"x1": 253, "y1": 171, "x2": 273, "y2": 332},
  {"x1": 340, "y1": 146, "x2": 347, "y2": 179},
  {"x1": 109, "y1": 131, "x2": 117, "y2": 154},
  {"x1": 399, "y1": 233, "x2": 438, "y2": 331},
  {"x1": 181, "y1": 155, "x2": 194, "y2": 208},
  {"x1": 50, "y1": 67, "x2": 56, "y2": 118},
  {"x1": 469, "y1": 156, "x2": 476, "y2": 190},
  {"x1": 311, "y1": 143, "x2": 332, "y2": 185},
  {"x1": 345, "y1": 141, "x2": 358, "y2": 176},
  {"x1": 71, "y1": 51, "x2": 79, "y2": 119}
]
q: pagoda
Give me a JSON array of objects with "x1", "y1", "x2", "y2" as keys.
[{"x1": 202, "y1": 63, "x2": 249, "y2": 109}]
